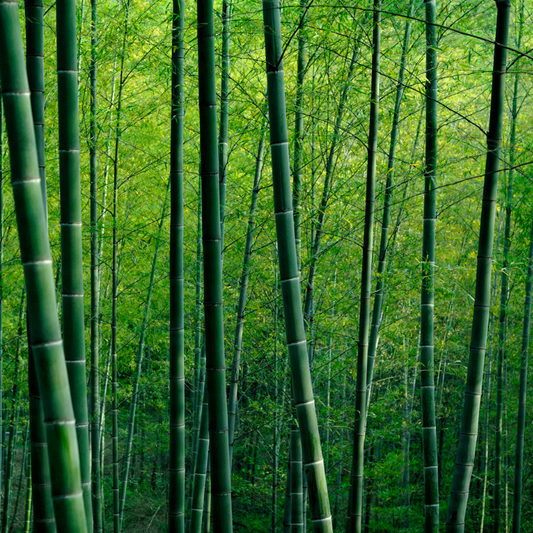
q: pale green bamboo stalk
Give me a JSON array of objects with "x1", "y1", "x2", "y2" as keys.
[
  {"x1": 55, "y1": 0, "x2": 92, "y2": 526},
  {"x1": 347, "y1": 3, "x2": 380, "y2": 531},
  {"x1": 118, "y1": 184, "x2": 169, "y2": 531},
  {"x1": 290, "y1": 429, "x2": 304, "y2": 533},
  {"x1": 446, "y1": 2, "x2": 510, "y2": 530},
  {"x1": 169, "y1": 0, "x2": 185, "y2": 528},
  {"x1": 0, "y1": 77, "x2": 2, "y2": 507},
  {"x1": 262, "y1": 0, "x2": 332, "y2": 530},
  {"x1": 24, "y1": 453, "x2": 31, "y2": 533},
  {"x1": 0, "y1": 3, "x2": 87, "y2": 528}
]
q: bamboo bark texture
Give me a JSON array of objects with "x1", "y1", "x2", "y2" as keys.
[
  {"x1": 420, "y1": 0, "x2": 439, "y2": 528},
  {"x1": 347, "y1": 2, "x2": 380, "y2": 532},
  {"x1": 169, "y1": 0, "x2": 185, "y2": 528},
  {"x1": 0, "y1": 1, "x2": 87, "y2": 529},
  {"x1": 262, "y1": 0, "x2": 333, "y2": 531},
  {"x1": 445, "y1": 1, "x2": 510, "y2": 531},
  {"x1": 196, "y1": 0, "x2": 233, "y2": 529},
  {"x1": 56, "y1": 0, "x2": 92, "y2": 528}
]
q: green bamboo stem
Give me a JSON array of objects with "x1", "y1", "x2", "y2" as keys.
[
  {"x1": 56, "y1": 0, "x2": 92, "y2": 526},
  {"x1": 445, "y1": 2, "x2": 510, "y2": 531},
  {"x1": 11, "y1": 424, "x2": 29, "y2": 531},
  {"x1": 218, "y1": 0, "x2": 231, "y2": 256},
  {"x1": 0, "y1": 2, "x2": 87, "y2": 528},
  {"x1": 190, "y1": 386, "x2": 209, "y2": 533},
  {"x1": 203, "y1": 458, "x2": 211, "y2": 533},
  {"x1": 271, "y1": 260, "x2": 280, "y2": 533},
  {"x1": 196, "y1": 0, "x2": 233, "y2": 528},
  {"x1": 169, "y1": 0, "x2": 185, "y2": 528},
  {"x1": 228, "y1": 130, "x2": 265, "y2": 465},
  {"x1": 89, "y1": 0, "x2": 102, "y2": 528},
  {"x1": 262, "y1": 0, "x2": 333, "y2": 530},
  {"x1": 365, "y1": 0, "x2": 416, "y2": 401},
  {"x1": 118, "y1": 184, "x2": 169, "y2": 531},
  {"x1": 0, "y1": 77, "x2": 2, "y2": 507},
  {"x1": 290, "y1": 429, "x2": 304, "y2": 533},
  {"x1": 347, "y1": 3, "x2": 380, "y2": 532},
  {"x1": 419, "y1": 0, "x2": 439, "y2": 528},
  {"x1": 28, "y1": 330, "x2": 57, "y2": 533},
  {"x1": 24, "y1": 0, "x2": 46, "y2": 216},
  {"x1": 24, "y1": 452, "x2": 31, "y2": 533},
  {"x1": 512, "y1": 214, "x2": 533, "y2": 533}
]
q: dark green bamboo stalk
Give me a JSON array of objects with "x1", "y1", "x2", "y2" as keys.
[
  {"x1": 28, "y1": 330, "x2": 57, "y2": 533},
  {"x1": 24, "y1": 452, "x2": 31, "y2": 533},
  {"x1": 419, "y1": 0, "x2": 439, "y2": 528},
  {"x1": 228, "y1": 130, "x2": 265, "y2": 465},
  {"x1": 290, "y1": 429, "x2": 304, "y2": 533},
  {"x1": 89, "y1": 0, "x2": 102, "y2": 528},
  {"x1": 262, "y1": 0, "x2": 332, "y2": 530},
  {"x1": 11, "y1": 424, "x2": 29, "y2": 531},
  {"x1": 0, "y1": 2, "x2": 87, "y2": 528},
  {"x1": 347, "y1": 3, "x2": 380, "y2": 532},
  {"x1": 0, "y1": 78, "x2": 2, "y2": 505},
  {"x1": 56, "y1": 0, "x2": 92, "y2": 527},
  {"x1": 365, "y1": 0, "x2": 416, "y2": 400},
  {"x1": 169, "y1": 0, "x2": 185, "y2": 527},
  {"x1": 445, "y1": 2, "x2": 510, "y2": 531},
  {"x1": 118, "y1": 185, "x2": 169, "y2": 531},
  {"x1": 190, "y1": 387, "x2": 209, "y2": 533},
  {"x1": 512, "y1": 214, "x2": 533, "y2": 533},
  {"x1": 25, "y1": 0, "x2": 46, "y2": 215},
  {"x1": 218, "y1": 0, "x2": 231, "y2": 256},
  {"x1": 196, "y1": 0, "x2": 233, "y2": 528}
]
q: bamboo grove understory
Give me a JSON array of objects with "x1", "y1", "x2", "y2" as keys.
[{"x1": 0, "y1": 0, "x2": 533, "y2": 531}]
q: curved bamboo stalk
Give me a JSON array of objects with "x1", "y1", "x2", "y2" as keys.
[
  {"x1": 0, "y1": 2, "x2": 87, "y2": 528},
  {"x1": 228, "y1": 130, "x2": 265, "y2": 465},
  {"x1": 196, "y1": 0, "x2": 233, "y2": 528},
  {"x1": 55, "y1": 0, "x2": 92, "y2": 526},
  {"x1": 445, "y1": 2, "x2": 510, "y2": 530},
  {"x1": 420, "y1": 0, "x2": 439, "y2": 528},
  {"x1": 261, "y1": 0, "x2": 332, "y2": 530},
  {"x1": 347, "y1": 2, "x2": 380, "y2": 531},
  {"x1": 169, "y1": 0, "x2": 185, "y2": 527}
]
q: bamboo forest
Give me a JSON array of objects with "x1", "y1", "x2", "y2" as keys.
[{"x1": 1, "y1": 0, "x2": 533, "y2": 530}]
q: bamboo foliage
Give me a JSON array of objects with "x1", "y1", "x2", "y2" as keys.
[
  {"x1": 347, "y1": 2, "x2": 380, "y2": 531},
  {"x1": 445, "y1": 1, "x2": 510, "y2": 531},
  {"x1": 196, "y1": 0, "x2": 233, "y2": 528},
  {"x1": 169, "y1": 0, "x2": 185, "y2": 528},
  {"x1": 261, "y1": 0, "x2": 333, "y2": 530},
  {"x1": 0, "y1": 1, "x2": 87, "y2": 529}
]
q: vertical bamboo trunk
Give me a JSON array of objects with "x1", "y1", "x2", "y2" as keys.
[
  {"x1": 365, "y1": 0, "x2": 416, "y2": 399},
  {"x1": 347, "y1": 3, "x2": 380, "y2": 532},
  {"x1": 445, "y1": 2, "x2": 510, "y2": 531},
  {"x1": 89, "y1": 0, "x2": 102, "y2": 528},
  {"x1": 290, "y1": 429, "x2": 304, "y2": 533},
  {"x1": 0, "y1": 76, "x2": 2, "y2": 503},
  {"x1": 24, "y1": 453, "x2": 31, "y2": 533},
  {"x1": 11, "y1": 425, "x2": 29, "y2": 531},
  {"x1": 169, "y1": 0, "x2": 185, "y2": 528},
  {"x1": 218, "y1": 0, "x2": 231, "y2": 257},
  {"x1": 0, "y1": 2, "x2": 87, "y2": 529},
  {"x1": 228, "y1": 131, "x2": 265, "y2": 464},
  {"x1": 262, "y1": 0, "x2": 333, "y2": 530},
  {"x1": 512, "y1": 215, "x2": 533, "y2": 532},
  {"x1": 28, "y1": 329, "x2": 57, "y2": 533},
  {"x1": 55, "y1": 0, "x2": 92, "y2": 527},
  {"x1": 196, "y1": 0, "x2": 233, "y2": 528},
  {"x1": 420, "y1": 0, "x2": 439, "y2": 528},
  {"x1": 272, "y1": 262, "x2": 280, "y2": 533}
]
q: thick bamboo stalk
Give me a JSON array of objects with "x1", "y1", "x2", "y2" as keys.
[
  {"x1": 118, "y1": 185, "x2": 169, "y2": 530},
  {"x1": 55, "y1": 0, "x2": 92, "y2": 527},
  {"x1": 196, "y1": 0, "x2": 233, "y2": 528},
  {"x1": 0, "y1": 2, "x2": 87, "y2": 528},
  {"x1": 262, "y1": 0, "x2": 332, "y2": 530},
  {"x1": 445, "y1": 2, "x2": 510, "y2": 531},
  {"x1": 420, "y1": 0, "x2": 439, "y2": 528},
  {"x1": 89, "y1": 0, "x2": 102, "y2": 528},
  {"x1": 512, "y1": 214, "x2": 533, "y2": 532},
  {"x1": 347, "y1": 3, "x2": 380, "y2": 532},
  {"x1": 169, "y1": 0, "x2": 185, "y2": 528},
  {"x1": 228, "y1": 131, "x2": 265, "y2": 464}
]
